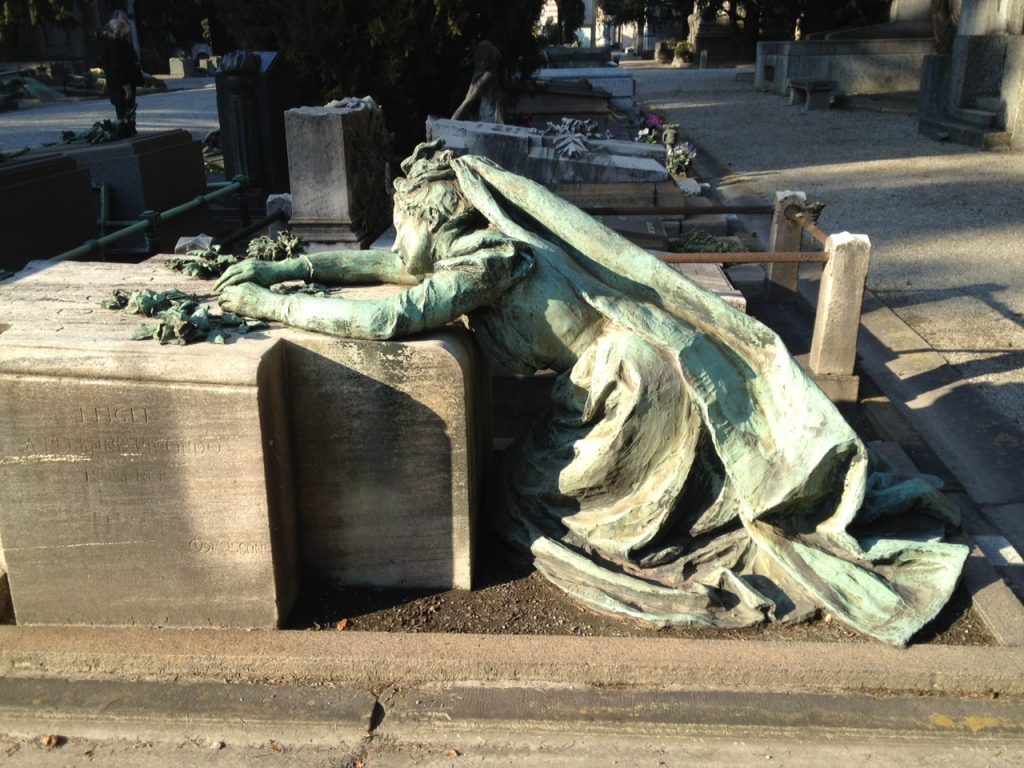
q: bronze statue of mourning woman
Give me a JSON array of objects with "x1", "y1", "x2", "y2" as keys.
[{"x1": 218, "y1": 140, "x2": 967, "y2": 645}]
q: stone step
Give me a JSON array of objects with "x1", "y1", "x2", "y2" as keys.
[
  {"x1": 953, "y1": 107, "x2": 998, "y2": 129},
  {"x1": 974, "y1": 95, "x2": 1003, "y2": 113},
  {"x1": 918, "y1": 116, "x2": 1013, "y2": 151}
]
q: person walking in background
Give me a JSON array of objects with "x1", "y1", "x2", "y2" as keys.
[{"x1": 97, "y1": 10, "x2": 142, "y2": 134}]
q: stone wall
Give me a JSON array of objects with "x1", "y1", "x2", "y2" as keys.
[{"x1": 755, "y1": 38, "x2": 935, "y2": 96}]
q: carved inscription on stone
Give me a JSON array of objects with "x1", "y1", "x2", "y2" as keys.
[{"x1": 0, "y1": 371, "x2": 295, "y2": 627}]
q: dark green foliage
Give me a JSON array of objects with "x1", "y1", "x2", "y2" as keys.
[
  {"x1": 212, "y1": 0, "x2": 545, "y2": 155},
  {"x1": 555, "y1": 0, "x2": 584, "y2": 43},
  {"x1": 102, "y1": 288, "x2": 268, "y2": 345},
  {"x1": 245, "y1": 230, "x2": 305, "y2": 262},
  {"x1": 0, "y1": 0, "x2": 75, "y2": 40}
]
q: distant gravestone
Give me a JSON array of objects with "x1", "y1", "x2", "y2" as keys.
[
  {"x1": 0, "y1": 258, "x2": 484, "y2": 626},
  {"x1": 215, "y1": 51, "x2": 298, "y2": 193},
  {"x1": 427, "y1": 117, "x2": 668, "y2": 186},
  {"x1": 285, "y1": 100, "x2": 392, "y2": 247}
]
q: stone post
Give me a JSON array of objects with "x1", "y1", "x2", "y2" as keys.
[
  {"x1": 808, "y1": 232, "x2": 870, "y2": 402},
  {"x1": 764, "y1": 190, "x2": 806, "y2": 301},
  {"x1": 285, "y1": 102, "x2": 391, "y2": 248}
]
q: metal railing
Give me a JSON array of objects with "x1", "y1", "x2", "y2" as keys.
[{"x1": 51, "y1": 176, "x2": 250, "y2": 262}]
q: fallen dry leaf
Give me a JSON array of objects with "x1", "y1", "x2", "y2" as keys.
[
  {"x1": 268, "y1": 739, "x2": 285, "y2": 754},
  {"x1": 337, "y1": 618, "x2": 350, "y2": 631}
]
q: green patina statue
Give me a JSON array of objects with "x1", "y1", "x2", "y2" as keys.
[{"x1": 218, "y1": 140, "x2": 967, "y2": 645}]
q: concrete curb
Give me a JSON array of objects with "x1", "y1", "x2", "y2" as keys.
[
  {"x1": 1, "y1": 629, "x2": 1024, "y2": 745},
  {"x1": 1, "y1": 627, "x2": 1022, "y2": 697}
]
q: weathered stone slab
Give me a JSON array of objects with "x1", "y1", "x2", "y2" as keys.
[
  {"x1": 0, "y1": 154, "x2": 97, "y2": 268},
  {"x1": 534, "y1": 67, "x2": 636, "y2": 111},
  {"x1": 550, "y1": 180, "x2": 685, "y2": 209},
  {"x1": 0, "y1": 258, "x2": 483, "y2": 626},
  {"x1": 285, "y1": 104, "x2": 391, "y2": 247},
  {"x1": 427, "y1": 118, "x2": 668, "y2": 186},
  {"x1": 0, "y1": 269, "x2": 297, "y2": 627}
]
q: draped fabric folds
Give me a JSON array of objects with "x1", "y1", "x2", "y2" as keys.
[{"x1": 450, "y1": 155, "x2": 967, "y2": 646}]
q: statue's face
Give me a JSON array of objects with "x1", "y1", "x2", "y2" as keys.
[{"x1": 393, "y1": 206, "x2": 433, "y2": 275}]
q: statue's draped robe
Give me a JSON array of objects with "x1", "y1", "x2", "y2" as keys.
[{"x1": 449, "y1": 155, "x2": 967, "y2": 645}]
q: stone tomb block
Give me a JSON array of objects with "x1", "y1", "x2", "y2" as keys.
[
  {"x1": 287, "y1": 330, "x2": 483, "y2": 591},
  {"x1": 57, "y1": 130, "x2": 206, "y2": 220},
  {"x1": 53, "y1": 130, "x2": 207, "y2": 252},
  {"x1": 0, "y1": 259, "x2": 483, "y2": 626},
  {"x1": 0, "y1": 322, "x2": 297, "y2": 628},
  {"x1": 0, "y1": 154, "x2": 97, "y2": 268}
]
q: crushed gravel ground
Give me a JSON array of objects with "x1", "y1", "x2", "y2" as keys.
[{"x1": 627, "y1": 64, "x2": 1024, "y2": 430}]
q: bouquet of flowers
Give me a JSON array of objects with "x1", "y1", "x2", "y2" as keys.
[
  {"x1": 666, "y1": 142, "x2": 697, "y2": 175},
  {"x1": 635, "y1": 114, "x2": 666, "y2": 143}
]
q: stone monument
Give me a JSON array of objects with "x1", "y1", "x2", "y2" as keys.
[
  {"x1": 0, "y1": 258, "x2": 484, "y2": 627},
  {"x1": 216, "y1": 140, "x2": 968, "y2": 645},
  {"x1": 918, "y1": 0, "x2": 1024, "y2": 149}
]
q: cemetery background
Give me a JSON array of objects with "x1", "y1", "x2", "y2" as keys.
[{"x1": 1, "y1": 49, "x2": 1024, "y2": 767}]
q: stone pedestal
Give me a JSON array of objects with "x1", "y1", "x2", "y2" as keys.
[
  {"x1": 285, "y1": 105, "x2": 391, "y2": 247},
  {"x1": 0, "y1": 258, "x2": 484, "y2": 626},
  {"x1": 0, "y1": 154, "x2": 97, "y2": 268}
]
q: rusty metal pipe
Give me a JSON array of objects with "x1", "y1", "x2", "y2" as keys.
[
  {"x1": 582, "y1": 204, "x2": 775, "y2": 216},
  {"x1": 783, "y1": 206, "x2": 830, "y2": 246},
  {"x1": 653, "y1": 251, "x2": 828, "y2": 264}
]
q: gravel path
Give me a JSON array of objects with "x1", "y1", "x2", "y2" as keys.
[{"x1": 628, "y1": 64, "x2": 1024, "y2": 429}]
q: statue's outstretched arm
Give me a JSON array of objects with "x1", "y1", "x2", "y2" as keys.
[
  {"x1": 219, "y1": 242, "x2": 530, "y2": 340},
  {"x1": 216, "y1": 249, "x2": 419, "y2": 292}
]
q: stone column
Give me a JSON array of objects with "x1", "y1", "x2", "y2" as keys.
[
  {"x1": 808, "y1": 232, "x2": 871, "y2": 402},
  {"x1": 764, "y1": 190, "x2": 805, "y2": 301},
  {"x1": 285, "y1": 102, "x2": 392, "y2": 248}
]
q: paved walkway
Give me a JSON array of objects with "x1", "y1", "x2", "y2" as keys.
[
  {"x1": 0, "y1": 77, "x2": 217, "y2": 152},
  {"x1": 628, "y1": 63, "x2": 1024, "y2": 558}
]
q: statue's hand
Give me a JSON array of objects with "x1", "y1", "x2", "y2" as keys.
[
  {"x1": 218, "y1": 283, "x2": 283, "y2": 321},
  {"x1": 216, "y1": 258, "x2": 299, "y2": 292}
]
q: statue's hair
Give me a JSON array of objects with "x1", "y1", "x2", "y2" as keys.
[{"x1": 393, "y1": 140, "x2": 475, "y2": 230}]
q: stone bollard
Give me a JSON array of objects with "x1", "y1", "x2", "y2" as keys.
[
  {"x1": 808, "y1": 232, "x2": 870, "y2": 402},
  {"x1": 764, "y1": 190, "x2": 806, "y2": 301}
]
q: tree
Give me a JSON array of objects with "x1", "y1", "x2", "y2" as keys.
[
  {"x1": 555, "y1": 0, "x2": 584, "y2": 43},
  {"x1": 0, "y1": 0, "x2": 75, "y2": 41},
  {"x1": 213, "y1": 0, "x2": 545, "y2": 155}
]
